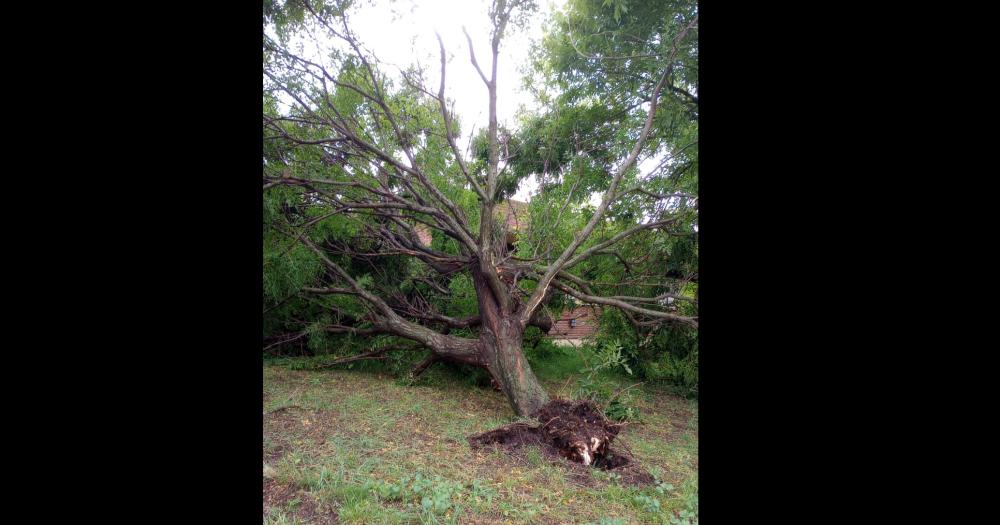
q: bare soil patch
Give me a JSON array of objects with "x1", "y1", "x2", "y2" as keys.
[{"x1": 263, "y1": 478, "x2": 336, "y2": 524}]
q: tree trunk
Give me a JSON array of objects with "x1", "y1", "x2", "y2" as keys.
[
  {"x1": 478, "y1": 320, "x2": 550, "y2": 416},
  {"x1": 471, "y1": 263, "x2": 550, "y2": 417}
]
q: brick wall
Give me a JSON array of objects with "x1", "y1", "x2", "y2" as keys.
[{"x1": 547, "y1": 306, "x2": 599, "y2": 339}]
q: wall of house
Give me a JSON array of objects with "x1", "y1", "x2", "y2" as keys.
[
  {"x1": 550, "y1": 338, "x2": 589, "y2": 347},
  {"x1": 547, "y1": 306, "x2": 599, "y2": 340}
]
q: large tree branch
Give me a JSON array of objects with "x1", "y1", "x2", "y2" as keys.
[
  {"x1": 548, "y1": 278, "x2": 697, "y2": 328},
  {"x1": 298, "y1": 236, "x2": 482, "y2": 361}
]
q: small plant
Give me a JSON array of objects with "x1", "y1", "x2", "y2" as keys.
[
  {"x1": 372, "y1": 478, "x2": 406, "y2": 501},
  {"x1": 604, "y1": 396, "x2": 640, "y2": 422},
  {"x1": 668, "y1": 488, "x2": 698, "y2": 525},
  {"x1": 371, "y1": 473, "x2": 464, "y2": 516},
  {"x1": 633, "y1": 494, "x2": 662, "y2": 513},
  {"x1": 654, "y1": 480, "x2": 675, "y2": 495},
  {"x1": 669, "y1": 507, "x2": 698, "y2": 525}
]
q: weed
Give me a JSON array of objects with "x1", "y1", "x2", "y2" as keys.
[
  {"x1": 633, "y1": 493, "x2": 662, "y2": 513},
  {"x1": 371, "y1": 473, "x2": 464, "y2": 516}
]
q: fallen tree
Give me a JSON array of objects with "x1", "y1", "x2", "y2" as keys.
[{"x1": 263, "y1": 0, "x2": 698, "y2": 419}]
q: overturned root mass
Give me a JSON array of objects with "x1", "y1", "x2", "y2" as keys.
[
  {"x1": 537, "y1": 399, "x2": 620, "y2": 466},
  {"x1": 468, "y1": 399, "x2": 653, "y2": 485}
]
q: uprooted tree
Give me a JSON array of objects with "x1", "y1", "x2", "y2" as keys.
[{"x1": 263, "y1": 0, "x2": 698, "y2": 419}]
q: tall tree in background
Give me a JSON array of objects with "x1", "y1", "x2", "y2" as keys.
[{"x1": 263, "y1": 0, "x2": 698, "y2": 416}]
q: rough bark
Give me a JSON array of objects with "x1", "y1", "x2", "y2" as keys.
[{"x1": 471, "y1": 263, "x2": 550, "y2": 416}]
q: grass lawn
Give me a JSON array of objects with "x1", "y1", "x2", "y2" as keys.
[{"x1": 263, "y1": 349, "x2": 698, "y2": 524}]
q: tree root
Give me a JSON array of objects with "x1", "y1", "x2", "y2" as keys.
[{"x1": 468, "y1": 399, "x2": 654, "y2": 485}]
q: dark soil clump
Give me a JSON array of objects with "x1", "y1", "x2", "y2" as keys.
[
  {"x1": 468, "y1": 399, "x2": 653, "y2": 485},
  {"x1": 467, "y1": 422, "x2": 540, "y2": 449}
]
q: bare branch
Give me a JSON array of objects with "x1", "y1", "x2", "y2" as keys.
[
  {"x1": 548, "y1": 278, "x2": 697, "y2": 327},
  {"x1": 462, "y1": 27, "x2": 492, "y2": 88},
  {"x1": 436, "y1": 32, "x2": 488, "y2": 201}
]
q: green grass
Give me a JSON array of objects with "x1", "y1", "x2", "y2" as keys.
[{"x1": 263, "y1": 353, "x2": 698, "y2": 524}]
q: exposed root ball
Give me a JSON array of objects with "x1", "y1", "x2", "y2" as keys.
[
  {"x1": 468, "y1": 399, "x2": 652, "y2": 485},
  {"x1": 536, "y1": 399, "x2": 620, "y2": 466}
]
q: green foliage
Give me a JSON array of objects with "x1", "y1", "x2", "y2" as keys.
[
  {"x1": 604, "y1": 395, "x2": 640, "y2": 422},
  {"x1": 442, "y1": 274, "x2": 479, "y2": 319},
  {"x1": 633, "y1": 493, "x2": 662, "y2": 513},
  {"x1": 668, "y1": 490, "x2": 699, "y2": 525},
  {"x1": 523, "y1": 326, "x2": 561, "y2": 360},
  {"x1": 596, "y1": 309, "x2": 699, "y2": 398},
  {"x1": 602, "y1": 0, "x2": 629, "y2": 23},
  {"x1": 643, "y1": 344, "x2": 698, "y2": 397},
  {"x1": 468, "y1": 478, "x2": 498, "y2": 506},
  {"x1": 573, "y1": 340, "x2": 641, "y2": 421},
  {"x1": 264, "y1": 509, "x2": 308, "y2": 525},
  {"x1": 592, "y1": 469, "x2": 623, "y2": 484},
  {"x1": 263, "y1": 233, "x2": 321, "y2": 303},
  {"x1": 305, "y1": 314, "x2": 332, "y2": 354},
  {"x1": 370, "y1": 473, "x2": 465, "y2": 516}
]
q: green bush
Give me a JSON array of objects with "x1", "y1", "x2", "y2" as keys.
[
  {"x1": 596, "y1": 310, "x2": 699, "y2": 398},
  {"x1": 573, "y1": 339, "x2": 641, "y2": 422},
  {"x1": 642, "y1": 346, "x2": 698, "y2": 398}
]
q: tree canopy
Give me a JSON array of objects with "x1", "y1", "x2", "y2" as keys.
[{"x1": 263, "y1": 0, "x2": 699, "y2": 415}]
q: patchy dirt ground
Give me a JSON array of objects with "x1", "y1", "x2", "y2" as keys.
[
  {"x1": 264, "y1": 477, "x2": 338, "y2": 524},
  {"x1": 263, "y1": 363, "x2": 698, "y2": 524}
]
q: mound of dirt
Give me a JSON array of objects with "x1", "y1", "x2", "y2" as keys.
[
  {"x1": 468, "y1": 399, "x2": 653, "y2": 485},
  {"x1": 467, "y1": 422, "x2": 540, "y2": 449}
]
